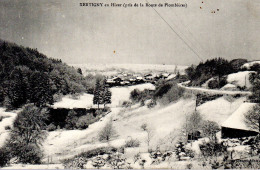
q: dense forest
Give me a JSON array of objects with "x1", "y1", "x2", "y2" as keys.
[{"x1": 0, "y1": 40, "x2": 96, "y2": 109}]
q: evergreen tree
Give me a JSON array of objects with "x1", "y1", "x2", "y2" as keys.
[
  {"x1": 29, "y1": 72, "x2": 53, "y2": 107},
  {"x1": 104, "y1": 88, "x2": 112, "y2": 107},
  {"x1": 93, "y1": 79, "x2": 102, "y2": 108}
]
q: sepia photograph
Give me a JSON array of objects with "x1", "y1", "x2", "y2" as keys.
[{"x1": 0, "y1": 0, "x2": 259, "y2": 169}]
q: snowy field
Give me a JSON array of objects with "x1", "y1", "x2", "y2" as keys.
[{"x1": 52, "y1": 93, "x2": 94, "y2": 109}]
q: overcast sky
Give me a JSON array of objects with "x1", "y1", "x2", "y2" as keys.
[{"x1": 0, "y1": 0, "x2": 259, "y2": 65}]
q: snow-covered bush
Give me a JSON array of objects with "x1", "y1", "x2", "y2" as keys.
[
  {"x1": 175, "y1": 142, "x2": 186, "y2": 161},
  {"x1": 150, "y1": 150, "x2": 173, "y2": 165},
  {"x1": 147, "y1": 99, "x2": 156, "y2": 108},
  {"x1": 124, "y1": 138, "x2": 140, "y2": 148},
  {"x1": 46, "y1": 123, "x2": 56, "y2": 131},
  {"x1": 199, "y1": 141, "x2": 227, "y2": 159},
  {"x1": 121, "y1": 101, "x2": 132, "y2": 108},
  {"x1": 4, "y1": 125, "x2": 11, "y2": 130},
  {"x1": 108, "y1": 152, "x2": 126, "y2": 169},
  {"x1": 63, "y1": 157, "x2": 88, "y2": 169},
  {"x1": 92, "y1": 156, "x2": 106, "y2": 169}
]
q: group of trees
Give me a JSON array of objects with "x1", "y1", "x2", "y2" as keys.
[
  {"x1": 93, "y1": 78, "x2": 112, "y2": 108},
  {"x1": 0, "y1": 40, "x2": 99, "y2": 109},
  {"x1": 185, "y1": 58, "x2": 239, "y2": 87}
]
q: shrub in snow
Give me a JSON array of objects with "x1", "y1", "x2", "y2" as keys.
[
  {"x1": 75, "y1": 117, "x2": 89, "y2": 129},
  {"x1": 108, "y1": 152, "x2": 126, "y2": 169},
  {"x1": 201, "y1": 120, "x2": 220, "y2": 141},
  {"x1": 92, "y1": 156, "x2": 106, "y2": 169},
  {"x1": 230, "y1": 159, "x2": 260, "y2": 169},
  {"x1": 4, "y1": 125, "x2": 11, "y2": 130},
  {"x1": 175, "y1": 142, "x2": 186, "y2": 161},
  {"x1": 63, "y1": 157, "x2": 87, "y2": 169},
  {"x1": 76, "y1": 114, "x2": 97, "y2": 129},
  {"x1": 46, "y1": 123, "x2": 56, "y2": 131},
  {"x1": 134, "y1": 153, "x2": 146, "y2": 169},
  {"x1": 121, "y1": 101, "x2": 132, "y2": 108},
  {"x1": 124, "y1": 138, "x2": 140, "y2": 148},
  {"x1": 65, "y1": 110, "x2": 78, "y2": 130},
  {"x1": 150, "y1": 150, "x2": 173, "y2": 165},
  {"x1": 77, "y1": 147, "x2": 118, "y2": 159},
  {"x1": 98, "y1": 120, "x2": 117, "y2": 142},
  {"x1": 147, "y1": 99, "x2": 156, "y2": 108},
  {"x1": 186, "y1": 163, "x2": 193, "y2": 169},
  {"x1": 141, "y1": 123, "x2": 148, "y2": 131},
  {"x1": 199, "y1": 141, "x2": 227, "y2": 159}
]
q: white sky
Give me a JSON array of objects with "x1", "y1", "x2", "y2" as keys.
[{"x1": 0, "y1": 0, "x2": 259, "y2": 65}]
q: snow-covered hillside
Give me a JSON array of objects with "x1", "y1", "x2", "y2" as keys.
[
  {"x1": 0, "y1": 108, "x2": 19, "y2": 147},
  {"x1": 197, "y1": 96, "x2": 247, "y2": 124},
  {"x1": 110, "y1": 83, "x2": 155, "y2": 107},
  {"x1": 227, "y1": 71, "x2": 255, "y2": 89},
  {"x1": 41, "y1": 82, "x2": 247, "y2": 163},
  {"x1": 52, "y1": 93, "x2": 94, "y2": 109},
  {"x1": 241, "y1": 61, "x2": 260, "y2": 69}
]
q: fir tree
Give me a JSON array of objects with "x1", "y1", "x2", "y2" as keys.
[
  {"x1": 104, "y1": 88, "x2": 112, "y2": 107},
  {"x1": 93, "y1": 79, "x2": 102, "y2": 108}
]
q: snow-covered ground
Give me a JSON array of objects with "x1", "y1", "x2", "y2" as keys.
[
  {"x1": 0, "y1": 108, "x2": 19, "y2": 148},
  {"x1": 52, "y1": 93, "x2": 93, "y2": 109},
  {"x1": 1, "y1": 81, "x2": 253, "y2": 168},
  {"x1": 42, "y1": 84, "x2": 247, "y2": 163},
  {"x1": 227, "y1": 71, "x2": 255, "y2": 89},
  {"x1": 42, "y1": 99, "x2": 195, "y2": 163},
  {"x1": 110, "y1": 83, "x2": 155, "y2": 107},
  {"x1": 197, "y1": 96, "x2": 247, "y2": 124}
]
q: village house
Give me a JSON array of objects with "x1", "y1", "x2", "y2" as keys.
[{"x1": 221, "y1": 103, "x2": 259, "y2": 138}]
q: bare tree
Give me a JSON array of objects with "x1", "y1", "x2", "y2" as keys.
[
  {"x1": 98, "y1": 119, "x2": 117, "y2": 142},
  {"x1": 244, "y1": 104, "x2": 260, "y2": 133},
  {"x1": 141, "y1": 123, "x2": 154, "y2": 151}
]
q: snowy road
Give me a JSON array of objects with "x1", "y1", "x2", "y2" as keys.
[{"x1": 178, "y1": 83, "x2": 252, "y2": 95}]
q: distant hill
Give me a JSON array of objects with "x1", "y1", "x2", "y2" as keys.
[{"x1": 0, "y1": 40, "x2": 89, "y2": 109}]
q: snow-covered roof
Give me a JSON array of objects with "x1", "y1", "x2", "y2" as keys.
[
  {"x1": 221, "y1": 103, "x2": 257, "y2": 132},
  {"x1": 166, "y1": 74, "x2": 176, "y2": 80}
]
